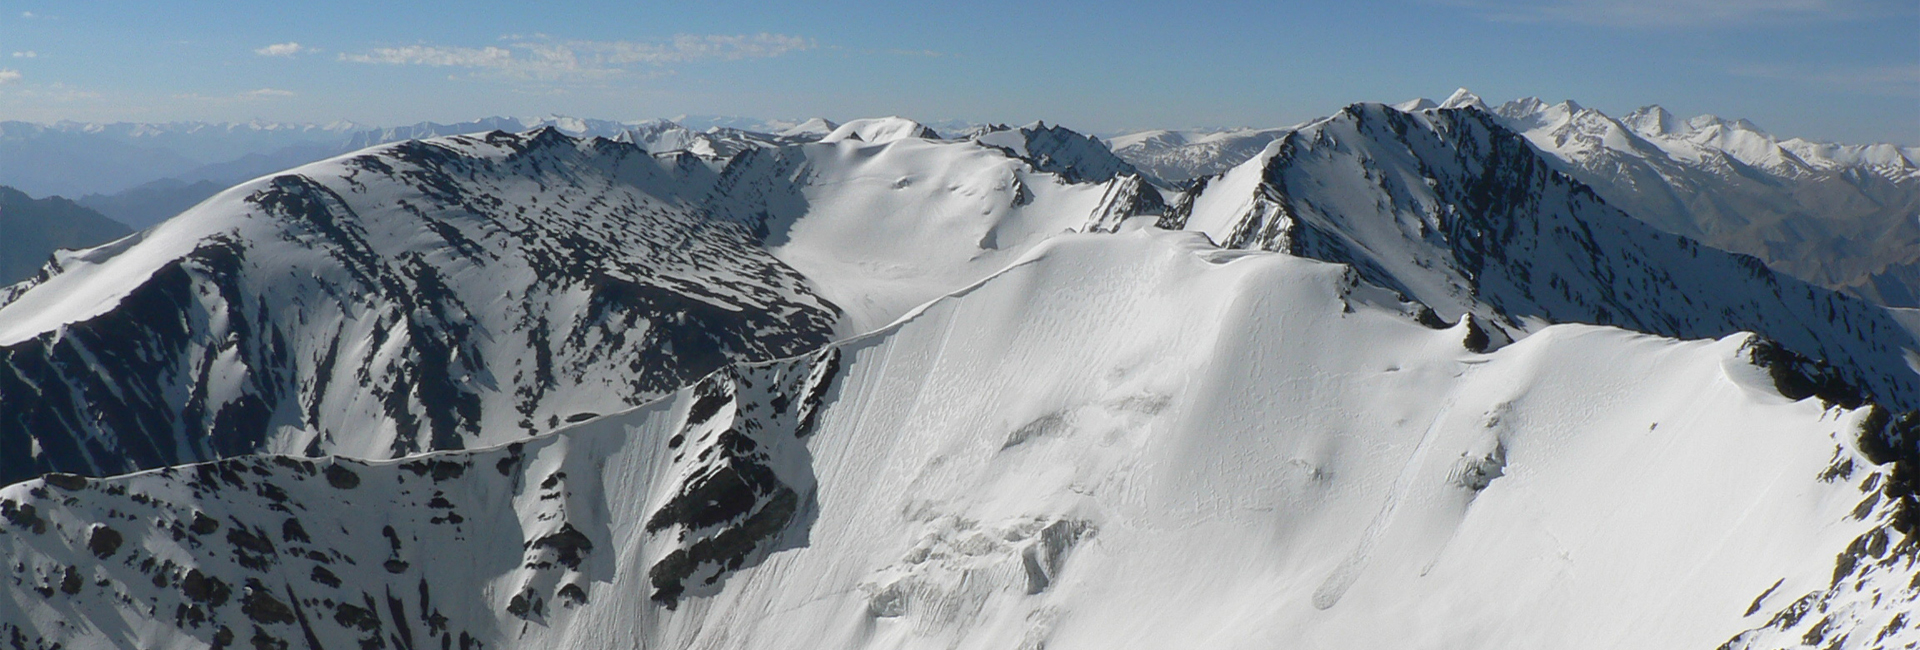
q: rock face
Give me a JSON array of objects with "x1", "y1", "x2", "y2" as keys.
[{"x1": 1163, "y1": 102, "x2": 1920, "y2": 412}]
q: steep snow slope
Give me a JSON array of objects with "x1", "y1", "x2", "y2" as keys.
[
  {"x1": 2, "y1": 231, "x2": 1911, "y2": 649},
  {"x1": 1163, "y1": 102, "x2": 1920, "y2": 412},
  {"x1": 1487, "y1": 94, "x2": 1920, "y2": 307},
  {"x1": 765, "y1": 134, "x2": 1155, "y2": 334},
  {"x1": 0, "y1": 124, "x2": 1165, "y2": 486}
]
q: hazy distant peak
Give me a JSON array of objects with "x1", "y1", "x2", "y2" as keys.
[
  {"x1": 1392, "y1": 97, "x2": 1438, "y2": 112},
  {"x1": 778, "y1": 117, "x2": 839, "y2": 137},
  {"x1": 1619, "y1": 105, "x2": 1681, "y2": 136}
]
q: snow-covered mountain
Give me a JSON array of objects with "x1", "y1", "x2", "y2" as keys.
[
  {"x1": 1475, "y1": 90, "x2": 1920, "y2": 308},
  {"x1": 4, "y1": 103, "x2": 1920, "y2": 649},
  {"x1": 1, "y1": 116, "x2": 843, "y2": 229},
  {"x1": 1106, "y1": 126, "x2": 1297, "y2": 185},
  {"x1": 3, "y1": 230, "x2": 1914, "y2": 648},
  {"x1": 1162, "y1": 102, "x2": 1919, "y2": 412},
  {"x1": 1112, "y1": 91, "x2": 1920, "y2": 309},
  {"x1": 0, "y1": 120, "x2": 1165, "y2": 488}
]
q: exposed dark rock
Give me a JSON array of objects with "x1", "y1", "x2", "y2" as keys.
[
  {"x1": 526, "y1": 524, "x2": 593, "y2": 570},
  {"x1": 240, "y1": 579, "x2": 296, "y2": 625},
  {"x1": 41, "y1": 473, "x2": 88, "y2": 490},
  {"x1": 86, "y1": 523, "x2": 123, "y2": 558},
  {"x1": 324, "y1": 464, "x2": 360, "y2": 490}
]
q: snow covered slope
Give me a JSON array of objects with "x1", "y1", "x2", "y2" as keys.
[
  {"x1": 3, "y1": 231, "x2": 1912, "y2": 649},
  {"x1": 0, "y1": 124, "x2": 1165, "y2": 487},
  {"x1": 1162, "y1": 102, "x2": 1920, "y2": 412},
  {"x1": 1483, "y1": 92, "x2": 1920, "y2": 308}
]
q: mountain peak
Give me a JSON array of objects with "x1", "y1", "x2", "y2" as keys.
[
  {"x1": 1393, "y1": 97, "x2": 1438, "y2": 112},
  {"x1": 778, "y1": 117, "x2": 839, "y2": 137},
  {"x1": 1620, "y1": 105, "x2": 1682, "y2": 136},
  {"x1": 1439, "y1": 88, "x2": 1488, "y2": 111},
  {"x1": 820, "y1": 117, "x2": 941, "y2": 144}
]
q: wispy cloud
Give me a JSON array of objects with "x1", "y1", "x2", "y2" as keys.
[
  {"x1": 340, "y1": 33, "x2": 814, "y2": 81},
  {"x1": 1733, "y1": 63, "x2": 1920, "y2": 97},
  {"x1": 173, "y1": 88, "x2": 297, "y2": 103},
  {"x1": 0, "y1": 70, "x2": 20, "y2": 85},
  {"x1": 254, "y1": 42, "x2": 307, "y2": 57},
  {"x1": 10, "y1": 51, "x2": 34, "y2": 59},
  {"x1": 1434, "y1": 0, "x2": 1878, "y2": 27}
]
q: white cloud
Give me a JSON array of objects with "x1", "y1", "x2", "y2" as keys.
[
  {"x1": 18, "y1": 11, "x2": 32, "y2": 18},
  {"x1": 254, "y1": 42, "x2": 306, "y2": 57},
  {"x1": 341, "y1": 45, "x2": 516, "y2": 68},
  {"x1": 1435, "y1": 0, "x2": 1875, "y2": 27},
  {"x1": 10, "y1": 51, "x2": 34, "y2": 59},
  {"x1": 340, "y1": 33, "x2": 814, "y2": 81},
  {"x1": 173, "y1": 88, "x2": 297, "y2": 102},
  {"x1": 0, "y1": 69, "x2": 21, "y2": 85}
]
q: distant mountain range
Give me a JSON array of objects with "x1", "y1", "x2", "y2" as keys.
[
  {"x1": 0, "y1": 186, "x2": 130, "y2": 286},
  {"x1": 5, "y1": 92, "x2": 1917, "y2": 313}
]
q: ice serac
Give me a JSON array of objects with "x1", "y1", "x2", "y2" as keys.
[
  {"x1": 1165, "y1": 102, "x2": 1920, "y2": 412},
  {"x1": 1491, "y1": 96, "x2": 1920, "y2": 307},
  {"x1": 3, "y1": 231, "x2": 1913, "y2": 649}
]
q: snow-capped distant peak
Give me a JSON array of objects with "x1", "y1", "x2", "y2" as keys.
[
  {"x1": 820, "y1": 117, "x2": 942, "y2": 144},
  {"x1": 1620, "y1": 105, "x2": 1683, "y2": 136},
  {"x1": 1392, "y1": 98, "x2": 1438, "y2": 112},
  {"x1": 778, "y1": 118, "x2": 839, "y2": 137},
  {"x1": 1438, "y1": 88, "x2": 1488, "y2": 111}
]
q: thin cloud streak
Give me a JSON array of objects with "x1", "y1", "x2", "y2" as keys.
[
  {"x1": 340, "y1": 34, "x2": 814, "y2": 81},
  {"x1": 1732, "y1": 63, "x2": 1920, "y2": 98},
  {"x1": 255, "y1": 42, "x2": 307, "y2": 57},
  {"x1": 1433, "y1": 0, "x2": 1879, "y2": 27}
]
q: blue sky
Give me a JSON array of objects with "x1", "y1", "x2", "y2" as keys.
[{"x1": 0, "y1": 0, "x2": 1913, "y2": 143}]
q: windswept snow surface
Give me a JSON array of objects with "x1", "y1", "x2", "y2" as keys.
[{"x1": 2, "y1": 231, "x2": 1911, "y2": 649}]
